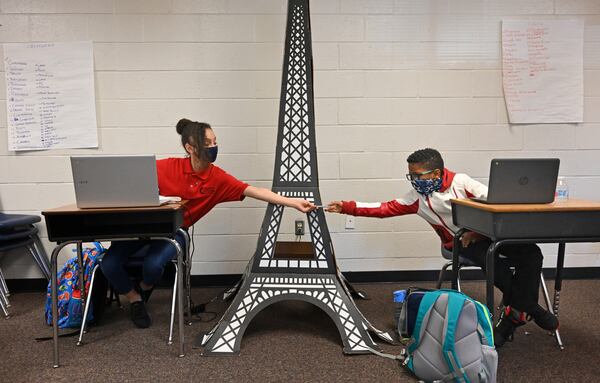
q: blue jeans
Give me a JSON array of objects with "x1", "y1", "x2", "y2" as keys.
[{"x1": 100, "y1": 231, "x2": 186, "y2": 294}]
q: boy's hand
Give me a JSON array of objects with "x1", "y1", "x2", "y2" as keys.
[
  {"x1": 460, "y1": 231, "x2": 484, "y2": 248},
  {"x1": 293, "y1": 199, "x2": 316, "y2": 213},
  {"x1": 326, "y1": 201, "x2": 343, "y2": 213}
]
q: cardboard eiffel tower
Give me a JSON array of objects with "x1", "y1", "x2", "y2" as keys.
[{"x1": 200, "y1": 0, "x2": 394, "y2": 355}]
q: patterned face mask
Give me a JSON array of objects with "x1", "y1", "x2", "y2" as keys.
[{"x1": 411, "y1": 177, "x2": 442, "y2": 196}]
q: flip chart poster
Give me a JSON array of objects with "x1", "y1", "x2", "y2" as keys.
[
  {"x1": 501, "y1": 20, "x2": 583, "y2": 124},
  {"x1": 4, "y1": 41, "x2": 98, "y2": 151}
]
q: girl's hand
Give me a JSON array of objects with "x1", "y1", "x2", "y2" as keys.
[{"x1": 293, "y1": 199, "x2": 316, "y2": 213}]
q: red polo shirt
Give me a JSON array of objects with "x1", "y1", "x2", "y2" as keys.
[{"x1": 157, "y1": 158, "x2": 249, "y2": 228}]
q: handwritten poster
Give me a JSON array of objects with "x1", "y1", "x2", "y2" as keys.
[
  {"x1": 501, "y1": 20, "x2": 583, "y2": 124},
  {"x1": 4, "y1": 41, "x2": 98, "y2": 151}
]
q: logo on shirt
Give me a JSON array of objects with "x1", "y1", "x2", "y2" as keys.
[{"x1": 199, "y1": 186, "x2": 216, "y2": 195}]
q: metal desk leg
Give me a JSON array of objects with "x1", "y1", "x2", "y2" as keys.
[
  {"x1": 76, "y1": 242, "x2": 86, "y2": 317},
  {"x1": 167, "y1": 239, "x2": 185, "y2": 358},
  {"x1": 78, "y1": 264, "x2": 100, "y2": 346},
  {"x1": 177, "y1": 228, "x2": 192, "y2": 323},
  {"x1": 451, "y1": 229, "x2": 467, "y2": 291},
  {"x1": 51, "y1": 241, "x2": 76, "y2": 368},
  {"x1": 554, "y1": 242, "x2": 566, "y2": 317},
  {"x1": 540, "y1": 272, "x2": 564, "y2": 350},
  {"x1": 485, "y1": 241, "x2": 502, "y2": 319},
  {"x1": 551, "y1": 242, "x2": 566, "y2": 350},
  {"x1": 51, "y1": 246, "x2": 60, "y2": 368}
]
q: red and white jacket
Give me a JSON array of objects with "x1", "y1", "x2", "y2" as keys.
[{"x1": 341, "y1": 169, "x2": 488, "y2": 250}]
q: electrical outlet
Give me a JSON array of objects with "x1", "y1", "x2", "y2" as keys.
[
  {"x1": 295, "y1": 219, "x2": 305, "y2": 236},
  {"x1": 345, "y1": 216, "x2": 355, "y2": 230}
]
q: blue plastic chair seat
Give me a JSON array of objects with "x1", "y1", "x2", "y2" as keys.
[
  {"x1": 0, "y1": 213, "x2": 41, "y2": 231},
  {"x1": 0, "y1": 226, "x2": 38, "y2": 241},
  {"x1": 441, "y1": 246, "x2": 479, "y2": 267}
]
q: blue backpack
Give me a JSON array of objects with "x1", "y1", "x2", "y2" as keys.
[
  {"x1": 399, "y1": 289, "x2": 498, "y2": 383},
  {"x1": 44, "y1": 243, "x2": 105, "y2": 329}
]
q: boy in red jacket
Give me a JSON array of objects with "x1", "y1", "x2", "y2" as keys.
[{"x1": 327, "y1": 148, "x2": 558, "y2": 347}]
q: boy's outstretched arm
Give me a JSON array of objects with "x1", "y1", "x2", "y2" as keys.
[{"x1": 325, "y1": 197, "x2": 418, "y2": 218}]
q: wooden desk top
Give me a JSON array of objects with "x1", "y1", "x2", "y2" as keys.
[
  {"x1": 451, "y1": 198, "x2": 600, "y2": 213},
  {"x1": 42, "y1": 201, "x2": 187, "y2": 215}
]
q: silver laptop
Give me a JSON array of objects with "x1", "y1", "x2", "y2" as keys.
[
  {"x1": 71, "y1": 155, "x2": 160, "y2": 208},
  {"x1": 472, "y1": 158, "x2": 560, "y2": 204}
]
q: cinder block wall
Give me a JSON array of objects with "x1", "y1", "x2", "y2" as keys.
[{"x1": 1, "y1": 0, "x2": 599, "y2": 279}]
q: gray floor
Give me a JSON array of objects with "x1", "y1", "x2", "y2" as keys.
[{"x1": 1, "y1": 280, "x2": 600, "y2": 382}]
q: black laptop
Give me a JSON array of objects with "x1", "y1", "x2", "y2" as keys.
[{"x1": 472, "y1": 158, "x2": 560, "y2": 204}]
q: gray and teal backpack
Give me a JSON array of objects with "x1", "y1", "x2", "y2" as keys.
[{"x1": 397, "y1": 289, "x2": 498, "y2": 383}]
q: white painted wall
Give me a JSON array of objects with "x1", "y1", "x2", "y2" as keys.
[{"x1": 1, "y1": 0, "x2": 600, "y2": 279}]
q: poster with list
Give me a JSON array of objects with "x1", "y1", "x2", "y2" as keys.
[
  {"x1": 501, "y1": 19, "x2": 583, "y2": 124},
  {"x1": 4, "y1": 41, "x2": 98, "y2": 151}
]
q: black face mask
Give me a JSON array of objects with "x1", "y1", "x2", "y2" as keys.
[{"x1": 205, "y1": 146, "x2": 218, "y2": 163}]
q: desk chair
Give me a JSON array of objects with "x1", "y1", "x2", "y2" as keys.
[
  {"x1": 436, "y1": 243, "x2": 563, "y2": 348},
  {"x1": 78, "y1": 229, "x2": 192, "y2": 345},
  {"x1": 436, "y1": 245, "x2": 554, "y2": 307},
  {"x1": 0, "y1": 214, "x2": 52, "y2": 318},
  {"x1": 436, "y1": 246, "x2": 479, "y2": 292},
  {"x1": 0, "y1": 214, "x2": 51, "y2": 279}
]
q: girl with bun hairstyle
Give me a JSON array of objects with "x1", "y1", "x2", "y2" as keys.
[{"x1": 101, "y1": 118, "x2": 316, "y2": 328}]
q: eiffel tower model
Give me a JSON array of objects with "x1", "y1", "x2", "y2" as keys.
[{"x1": 200, "y1": 0, "x2": 394, "y2": 356}]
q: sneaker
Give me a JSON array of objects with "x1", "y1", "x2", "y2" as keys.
[
  {"x1": 130, "y1": 301, "x2": 152, "y2": 328},
  {"x1": 494, "y1": 306, "x2": 526, "y2": 348},
  {"x1": 528, "y1": 305, "x2": 559, "y2": 331}
]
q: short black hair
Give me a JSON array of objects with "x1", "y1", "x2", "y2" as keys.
[{"x1": 406, "y1": 148, "x2": 444, "y2": 171}]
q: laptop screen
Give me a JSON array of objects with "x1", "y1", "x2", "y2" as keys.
[
  {"x1": 71, "y1": 155, "x2": 160, "y2": 208},
  {"x1": 485, "y1": 158, "x2": 560, "y2": 204}
]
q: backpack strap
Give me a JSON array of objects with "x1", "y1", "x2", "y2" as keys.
[
  {"x1": 473, "y1": 300, "x2": 495, "y2": 347},
  {"x1": 405, "y1": 290, "x2": 444, "y2": 371},
  {"x1": 438, "y1": 289, "x2": 493, "y2": 344},
  {"x1": 364, "y1": 346, "x2": 405, "y2": 361},
  {"x1": 407, "y1": 290, "x2": 443, "y2": 355},
  {"x1": 441, "y1": 293, "x2": 470, "y2": 383},
  {"x1": 93, "y1": 241, "x2": 105, "y2": 252},
  {"x1": 35, "y1": 330, "x2": 80, "y2": 342}
]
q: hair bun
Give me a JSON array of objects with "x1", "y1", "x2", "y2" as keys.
[{"x1": 176, "y1": 118, "x2": 191, "y2": 135}]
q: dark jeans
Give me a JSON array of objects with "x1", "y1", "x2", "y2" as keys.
[
  {"x1": 460, "y1": 240, "x2": 543, "y2": 313},
  {"x1": 100, "y1": 231, "x2": 186, "y2": 294}
]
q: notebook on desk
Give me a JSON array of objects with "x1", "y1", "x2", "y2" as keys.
[
  {"x1": 471, "y1": 158, "x2": 560, "y2": 204},
  {"x1": 71, "y1": 155, "x2": 165, "y2": 208}
]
